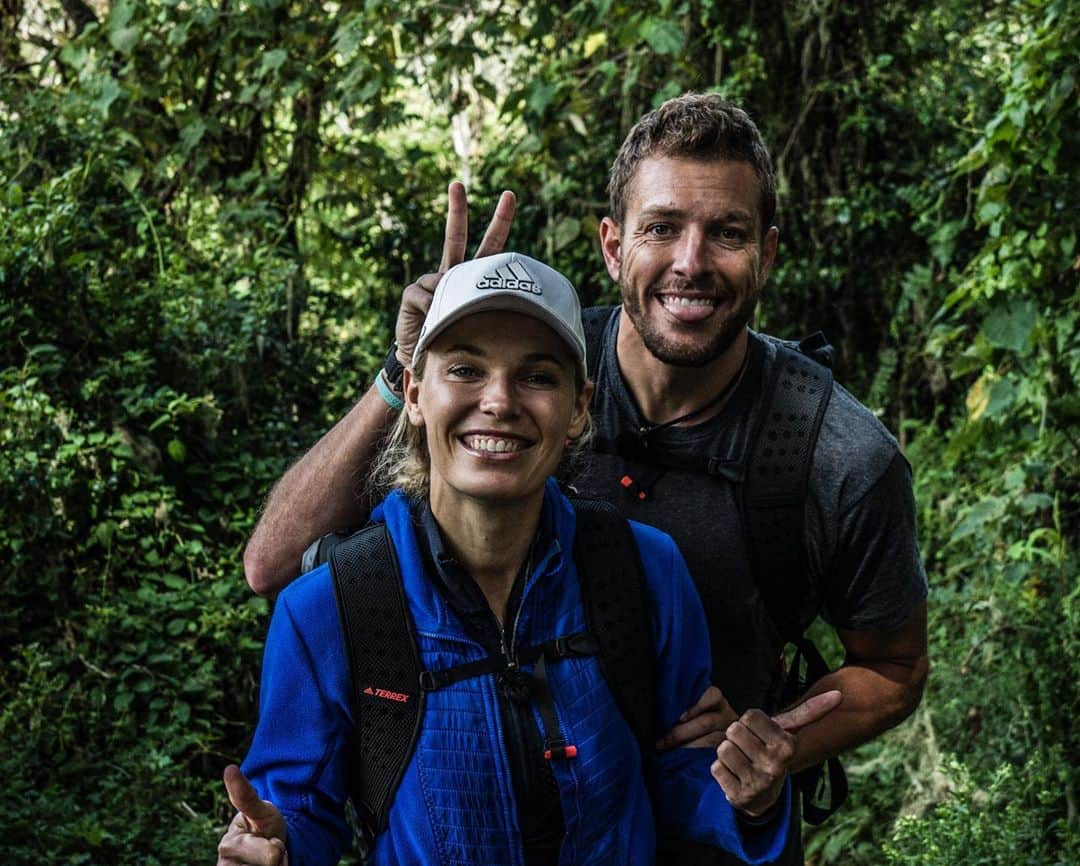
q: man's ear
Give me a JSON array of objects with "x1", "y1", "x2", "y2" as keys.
[
  {"x1": 758, "y1": 225, "x2": 779, "y2": 286},
  {"x1": 403, "y1": 367, "x2": 424, "y2": 427},
  {"x1": 599, "y1": 217, "x2": 622, "y2": 284}
]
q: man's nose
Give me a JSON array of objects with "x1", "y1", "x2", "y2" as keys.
[{"x1": 671, "y1": 227, "x2": 710, "y2": 279}]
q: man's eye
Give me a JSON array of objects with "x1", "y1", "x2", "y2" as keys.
[
  {"x1": 717, "y1": 228, "x2": 748, "y2": 245},
  {"x1": 647, "y1": 223, "x2": 674, "y2": 237}
]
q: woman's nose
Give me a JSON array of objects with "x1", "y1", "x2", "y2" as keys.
[{"x1": 479, "y1": 375, "x2": 518, "y2": 417}]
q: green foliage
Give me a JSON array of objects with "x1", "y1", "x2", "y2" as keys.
[
  {"x1": 885, "y1": 757, "x2": 1080, "y2": 865},
  {"x1": 1, "y1": 0, "x2": 1076, "y2": 862}
]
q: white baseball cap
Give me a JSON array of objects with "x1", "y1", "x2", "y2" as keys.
[{"x1": 412, "y1": 252, "x2": 587, "y2": 379}]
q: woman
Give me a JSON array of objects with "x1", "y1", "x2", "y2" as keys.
[{"x1": 217, "y1": 252, "x2": 793, "y2": 866}]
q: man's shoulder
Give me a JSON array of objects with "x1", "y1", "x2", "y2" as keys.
[{"x1": 821, "y1": 380, "x2": 900, "y2": 459}]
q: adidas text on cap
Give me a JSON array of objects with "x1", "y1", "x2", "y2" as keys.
[{"x1": 411, "y1": 252, "x2": 587, "y2": 379}]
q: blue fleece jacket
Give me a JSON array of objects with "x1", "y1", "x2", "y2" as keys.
[{"x1": 242, "y1": 480, "x2": 789, "y2": 865}]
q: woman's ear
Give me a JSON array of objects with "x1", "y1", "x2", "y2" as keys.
[
  {"x1": 403, "y1": 367, "x2": 424, "y2": 427},
  {"x1": 567, "y1": 379, "x2": 594, "y2": 441}
]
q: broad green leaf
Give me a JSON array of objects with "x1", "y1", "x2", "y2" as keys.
[
  {"x1": 179, "y1": 120, "x2": 206, "y2": 153},
  {"x1": 526, "y1": 81, "x2": 556, "y2": 115},
  {"x1": 59, "y1": 41, "x2": 89, "y2": 69},
  {"x1": 981, "y1": 300, "x2": 1037, "y2": 352},
  {"x1": 977, "y1": 200, "x2": 1003, "y2": 224},
  {"x1": 639, "y1": 18, "x2": 684, "y2": 55},
  {"x1": 984, "y1": 377, "x2": 1017, "y2": 417},
  {"x1": 949, "y1": 496, "x2": 1007, "y2": 543},
  {"x1": 1019, "y1": 493, "x2": 1054, "y2": 515},
  {"x1": 94, "y1": 77, "x2": 123, "y2": 117},
  {"x1": 108, "y1": 0, "x2": 136, "y2": 31},
  {"x1": 259, "y1": 49, "x2": 288, "y2": 78},
  {"x1": 109, "y1": 25, "x2": 141, "y2": 55}
]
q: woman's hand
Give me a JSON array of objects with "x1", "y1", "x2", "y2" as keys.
[
  {"x1": 711, "y1": 690, "x2": 842, "y2": 818},
  {"x1": 216, "y1": 765, "x2": 289, "y2": 866},
  {"x1": 394, "y1": 182, "x2": 516, "y2": 365}
]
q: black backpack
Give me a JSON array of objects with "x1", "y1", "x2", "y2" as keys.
[
  {"x1": 313, "y1": 497, "x2": 657, "y2": 839},
  {"x1": 581, "y1": 305, "x2": 847, "y2": 825}
]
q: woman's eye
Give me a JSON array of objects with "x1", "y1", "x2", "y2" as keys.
[
  {"x1": 447, "y1": 364, "x2": 480, "y2": 379},
  {"x1": 523, "y1": 371, "x2": 559, "y2": 387}
]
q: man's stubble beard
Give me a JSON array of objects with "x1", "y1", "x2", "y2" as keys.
[{"x1": 620, "y1": 277, "x2": 762, "y2": 369}]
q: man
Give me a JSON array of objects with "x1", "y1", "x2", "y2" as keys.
[{"x1": 243, "y1": 93, "x2": 928, "y2": 865}]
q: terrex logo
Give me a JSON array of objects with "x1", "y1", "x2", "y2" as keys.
[
  {"x1": 475, "y1": 261, "x2": 541, "y2": 294},
  {"x1": 363, "y1": 685, "x2": 411, "y2": 703}
]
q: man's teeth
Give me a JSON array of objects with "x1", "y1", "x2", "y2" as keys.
[
  {"x1": 662, "y1": 296, "x2": 716, "y2": 308},
  {"x1": 465, "y1": 436, "x2": 524, "y2": 453}
]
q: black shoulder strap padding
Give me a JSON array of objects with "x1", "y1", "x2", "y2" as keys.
[
  {"x1": 582, "y1": 305, "x2": 617, "y2": 384},
  {"x1": 330, "y1": 524, "x2": 424, "y2": 836},
  {"x1": 570, "y1": 497, "x2": 656, "y2": 750},
  {"x1": 742, "y1": 342, "x2": 833, "y2": 643}
]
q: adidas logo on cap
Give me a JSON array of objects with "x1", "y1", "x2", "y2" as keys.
[{"x1": 475, "y1": 260, "x2": 541, "y2": 295}]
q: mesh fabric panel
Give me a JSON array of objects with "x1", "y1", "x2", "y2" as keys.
[
  {"x1": 744, "y1": 345, "x2": 833, "y2": 641},
  {"x1": 331, "y1": 524, "x2": 425, "y2": 834}
]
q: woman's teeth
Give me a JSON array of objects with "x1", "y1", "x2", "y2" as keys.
[{"x1": 465, "y1": 436, "x2": 524, "y2": 453}]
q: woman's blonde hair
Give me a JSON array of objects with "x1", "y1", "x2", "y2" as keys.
[{"x1": 367, "y1": 357, "x2": 594, "y2": 503}]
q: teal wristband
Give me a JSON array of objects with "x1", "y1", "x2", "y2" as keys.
[{"x1": 375, "y1": 368, "x2": 404, "y2": 411}]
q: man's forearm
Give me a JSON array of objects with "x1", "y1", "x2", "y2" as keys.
[
  {"x1": 243, "y1": 384, "x2": 397, "y2": 596},
  {"x1": 789, "y1": 654, "x2": 928, "y2": 773}
]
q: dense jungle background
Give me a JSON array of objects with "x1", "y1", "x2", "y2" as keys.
[{"x1": 1, "y1": 0, "x2": 1077, "y2": 863}]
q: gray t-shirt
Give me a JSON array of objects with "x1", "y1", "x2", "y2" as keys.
[{"x1": 572, "y1": 307, "x2": 928, "y2": 715}]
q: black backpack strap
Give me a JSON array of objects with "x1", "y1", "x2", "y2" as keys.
[
  {"x1": 742, "y1": 342, "x2": 833, "y2": 642},
  {"x1": 570, "y1": 497, "x2": 656, "y2": 750},
  {"x1": 330, "y1": 524, "x2": 425, "y2": 836}
]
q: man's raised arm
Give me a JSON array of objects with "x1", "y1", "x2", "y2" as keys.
[{"x1": 243, "y1": 184, "x2": 516, "y2": 596}]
